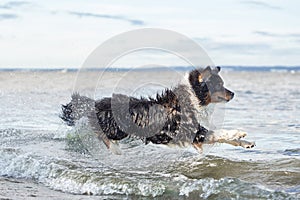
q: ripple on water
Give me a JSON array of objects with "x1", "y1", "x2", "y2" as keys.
[
  {"x1": 282, "y1": 148, "x2": 300, "y2": 156},
  {"x1": 0, "y1": 147, "x2": 299, "y2": 199}
]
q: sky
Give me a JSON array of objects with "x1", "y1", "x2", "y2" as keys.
[{"x1": 0, "y1": 0, "x2": 299, "y2": 68}]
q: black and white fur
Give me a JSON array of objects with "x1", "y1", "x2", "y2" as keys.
[{"x1": 61, "y1": 66, "x2": 255, "y2": 153}]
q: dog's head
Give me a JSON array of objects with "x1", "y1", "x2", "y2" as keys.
[{"x1": 188, "y1": 66, "x2": 234, "y2": 106}]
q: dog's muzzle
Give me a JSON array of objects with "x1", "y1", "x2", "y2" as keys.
[{"x1": 225, "y1": 89, "x2": 234, "y2": 101}]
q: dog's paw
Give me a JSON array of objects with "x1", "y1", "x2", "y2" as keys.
[
  {"x1": 239, "y1": 140, "x2": 255, "y2": 149},
  {"x1": 234, "y1": 130, "x2": 247, "y2": 139}
]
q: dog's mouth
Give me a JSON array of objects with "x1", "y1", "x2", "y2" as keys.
[
  {"x1": 217, "y1": 96, "x2": 230, "y2": 102},
  {"x1": 209, "y1": 90, "x2": 234, "y2": 103},
  {"x1": 208, "y1": 95, "x2": 228, "y2": 104}
]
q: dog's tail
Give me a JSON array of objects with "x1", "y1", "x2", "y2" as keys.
[
  {"x1": 60, "y1": 93, "x2": 122, "y2": 155},
  {"x1": 60, "y1": 93, "x2": 95, "y2": 126}
]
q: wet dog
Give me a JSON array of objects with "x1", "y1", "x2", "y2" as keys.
[{"x1": 61, "y1": 66, "x2": 255, "y2": 154}]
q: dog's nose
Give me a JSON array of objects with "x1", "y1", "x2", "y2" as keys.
[{"x1": 226, "y1": 89, "x2": 234, "y2": 100}]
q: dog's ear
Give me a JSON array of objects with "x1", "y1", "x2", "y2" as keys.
[
  {"x1": 215, "y1": 66, "x2": 221, "y2": 73},
  {"x1": 198, "y1": 66, "x2": 212, "y2": 82},
  {"x1": 203, "y1": 66, "x2": 212, "y2": 73}
]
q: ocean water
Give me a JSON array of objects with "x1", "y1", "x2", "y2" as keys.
[{"x1": 0, "y1": 69, "x2": 299, "y2": 199}]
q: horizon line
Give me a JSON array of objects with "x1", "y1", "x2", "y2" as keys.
[{"x1": 0, "y1": 65, "x2": 299, "y2": 72}]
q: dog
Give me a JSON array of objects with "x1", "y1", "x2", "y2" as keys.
[{"x1": 60, "y1": 66, "x2": 255, "y2": 154}]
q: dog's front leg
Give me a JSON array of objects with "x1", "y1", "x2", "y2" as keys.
[
  {"x1": 216, "y1": 139, "x2": 255, "y2": 148},
  {"x1": 204, "y1": 129, "x2": 255, "y2": 149}
]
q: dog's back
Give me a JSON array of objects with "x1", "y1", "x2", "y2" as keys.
[{"x1": 61, "y1": 91, "x2": 178, "y2": 142}]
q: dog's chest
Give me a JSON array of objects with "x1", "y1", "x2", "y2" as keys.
[{"x1": 170, "y1": 86, "x2": 201, "y2": 141}]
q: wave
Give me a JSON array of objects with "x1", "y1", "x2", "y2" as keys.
[{"x1": 0, "y1": 146, "x2": 299, "y2": 199}]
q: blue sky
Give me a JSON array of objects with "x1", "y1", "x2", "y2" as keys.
[{"x1": 0, "y1": 0, "x2": 299, "y2": 68}]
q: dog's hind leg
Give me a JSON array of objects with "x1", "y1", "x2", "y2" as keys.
[
  {"x1": 192, "y1": 143, "x2": 203, "y2": 153},
  {"x1": 87, "y1": 111, "x2": 122, "y2": 155}
]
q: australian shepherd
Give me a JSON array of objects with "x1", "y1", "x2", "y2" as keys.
[{"x1": 60, "y1": 66, "x2": 255, "y2": 154}]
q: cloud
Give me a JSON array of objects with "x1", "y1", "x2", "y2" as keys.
[
  {"x1": 68, "y1": 11, "x2": 145, "y2": 25},
  {"x1": 194, "y1": 37, "x2": 272, "y2": 55},
  {"x1": 253, "y1": 31, "x2": 277, "y2": 37},
  {"x1": 241, "y1": 0, "x2": 281, "y2": 10},
  {"x1": 254, "y1": 31, "x2": 300, "y2": 38},
  {"x1": 0, "y1": 1, "x2": 30, "y2": 9},
  {"x1": 0, "y1": 13, "x2": 18, "y2": 20},
  {"x1": 196, "y1": 37, "x2": 300, "y2": 59},
  {"x1": 211, "y1": 43, "x2": 271, "y2": 54}
]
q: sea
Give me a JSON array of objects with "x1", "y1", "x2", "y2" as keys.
[{"x1": 0, "y1": 66, "x2": 299, "y2": 199}]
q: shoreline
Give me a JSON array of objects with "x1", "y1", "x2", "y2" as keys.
[{"x1": 0, "y1": 177, "x2": 94, "y2": 200}]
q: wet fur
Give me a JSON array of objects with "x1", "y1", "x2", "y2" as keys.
[{"x1": 61, "y1": 66, "x2": 254, "y2": 153}]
